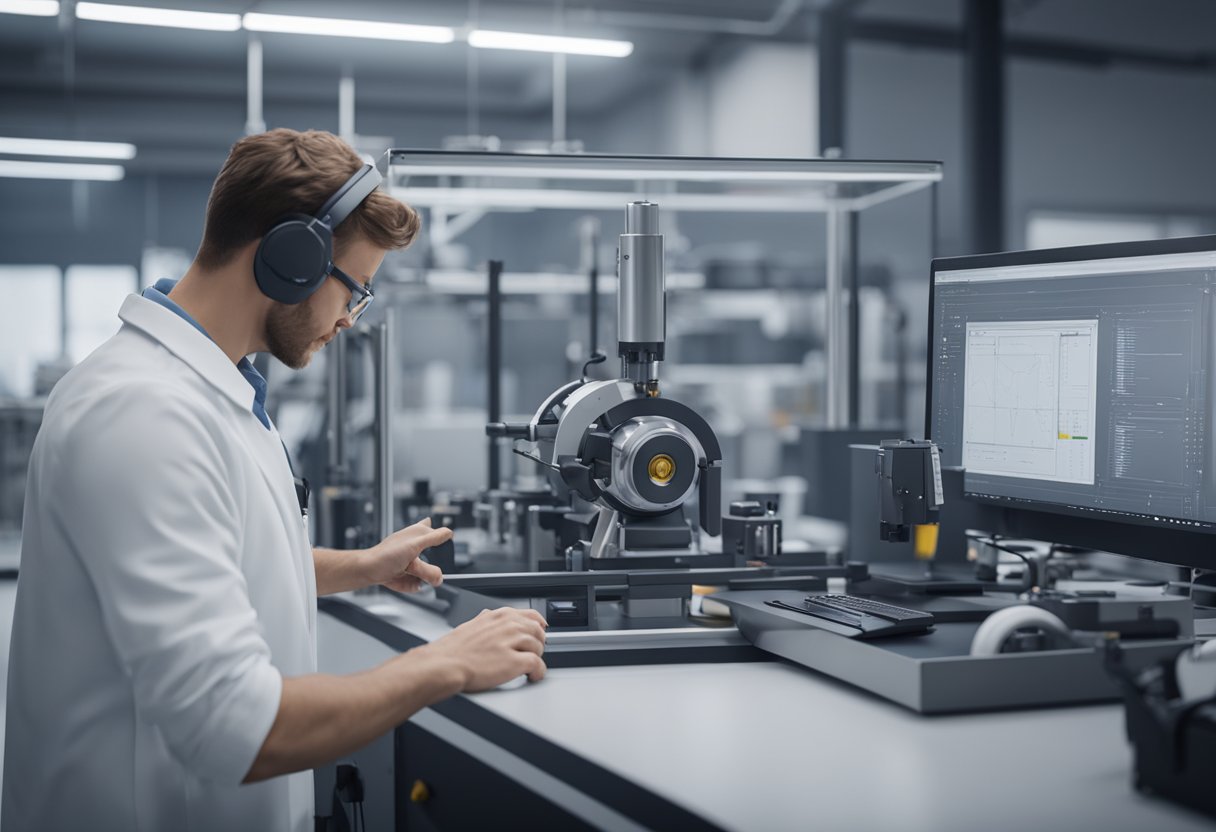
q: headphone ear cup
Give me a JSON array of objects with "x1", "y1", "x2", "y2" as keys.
[{"x1": 254, "y1": 215, "x2": 333, "y2": 304}]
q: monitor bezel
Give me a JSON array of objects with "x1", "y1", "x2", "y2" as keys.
[{"x1": 926, "y1": 233, "x2": 1216, "y2": 570}]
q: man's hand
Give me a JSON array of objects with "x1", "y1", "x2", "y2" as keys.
[
  {"x1": 417, "y1": 607, "x2": 548, "y2": 691},
  {"x1": 365, "y1": 518, "x2": 452, "y2": 593}
]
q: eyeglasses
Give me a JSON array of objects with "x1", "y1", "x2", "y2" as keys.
[{"x1": 328, "y1": 265, "x2": 375, "y2": 323}]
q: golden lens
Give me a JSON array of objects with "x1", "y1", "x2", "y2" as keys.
[{"x1": 648, "y1": 454, "x2": 675, "y2": 485}]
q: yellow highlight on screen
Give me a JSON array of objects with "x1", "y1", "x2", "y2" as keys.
[
  {"x1": 913, "y1": 524, "x2": 939, "y2": 560},
  {"x1": 1058, "y1": 433, "x2": 1070, "y2": 440}
]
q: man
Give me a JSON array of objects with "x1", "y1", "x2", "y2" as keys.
[{"x1": 2, "y1": 128, "x2": 547, "y2": 832}]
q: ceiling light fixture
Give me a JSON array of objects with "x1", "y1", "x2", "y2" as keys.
[
  {"x1": 75, "y1": 2, "x2": 239, "y2": 31},
  {"x1": 467, "y1": 29, "x2": 633, "y2": 58},
  {"x1": 0, "y1": 0, "x2": 59, "y2": 15},
  {"x1": 0, "y1": 137, "x2": 136, "y2": 160},
  {"x1": 0, "y1": 160, "x2": 125, "y2": 181},
  {"x1": 242, "y1": 12, "x2": 454, "y2": 43}
]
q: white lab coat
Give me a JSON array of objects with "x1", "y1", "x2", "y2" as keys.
[{"x1": 3, "y1": 293, "x2": 317, "y2": 831}]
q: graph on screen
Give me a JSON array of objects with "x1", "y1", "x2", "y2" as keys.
[{"x1": 962, "y1": 320, "x2": 1098, "y2": 484}]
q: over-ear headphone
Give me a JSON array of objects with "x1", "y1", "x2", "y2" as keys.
[{"x1": 253, "y1": 163, "x2": 383, "y2": 304}]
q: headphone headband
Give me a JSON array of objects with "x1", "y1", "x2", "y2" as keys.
[{"x1": 314, "y1": 163, "x2": 383, "y2": 230}]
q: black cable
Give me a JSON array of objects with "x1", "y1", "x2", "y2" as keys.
[
  {"x1": 581, "y1": 350, "x2": 607, "y2": 382},
  {"x1": 512, "y1": 445, "x2": 559, "y2": 472},
  {"x1": 966, "y1": 532, "x2": 1040, "y2": 592}
]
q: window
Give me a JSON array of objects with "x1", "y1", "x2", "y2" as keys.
[
  {"x1": 65, "y1": 265, "x2": 137, "y2": 362},
  {"x1": 1026, "y1": 210, "x2": 1211, "y2": 250},
  {"x1": 0, "y1": 266, "x2": 61, "y2": 398}
]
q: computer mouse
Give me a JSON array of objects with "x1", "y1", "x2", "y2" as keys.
[{"x1": 495, "y1": 675, "x2": 528, "y2": 691}]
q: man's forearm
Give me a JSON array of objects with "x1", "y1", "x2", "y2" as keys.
[
  {"x1": 313, "y1": 546, "x2": 372, "y2": 596},
  {"x1": 244, "y1": 646, "x2": 465, "y2": 783}
]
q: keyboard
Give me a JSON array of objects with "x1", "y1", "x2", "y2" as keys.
[{"x1": 765, "y1": 593, "x2": 935, "y2": 638}]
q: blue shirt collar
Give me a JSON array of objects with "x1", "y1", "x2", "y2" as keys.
[{"x1": 141, "y1": 278, "x2": 271, "y2": 430}]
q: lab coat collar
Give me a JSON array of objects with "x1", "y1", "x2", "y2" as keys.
[{"x1": 118, "y1": 293, "x2": 257, "y2": 416}]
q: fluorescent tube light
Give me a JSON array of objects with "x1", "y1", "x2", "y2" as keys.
[
  {"x1": 468, "y1": 29, "x2": 633, "y2": 58},
  {"x1": 0, "y1": 1, "x2": 59, "y2": 16},
  {"x1": 0, "y1": 137, "x2": 136, "y2": 160},
  {"x1": 243, "y1": 12, "x2": 454, "y2": 43},
  {"x1": 76, "y1": 2, "x2": 240, "y2": 31},
  {"x1": 0, "y1": 160, "x2": 125, "y2": 181}
]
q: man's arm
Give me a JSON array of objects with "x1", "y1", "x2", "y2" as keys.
[
  {"x1": 244, "y1": 607, "x2": 547, "y2": 782},
  {"x1": 314, "y1": 519, "x2": 450, "y2": 596}
]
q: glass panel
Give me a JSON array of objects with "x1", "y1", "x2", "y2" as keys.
[
  {"x1": 65, "y1": 265, "x2": 137, "y2": 362},
  {"x1": 0, "y1": 266, "x2": 61, "y2": 398}
]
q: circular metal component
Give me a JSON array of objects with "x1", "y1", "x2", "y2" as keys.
[
  {"x1": 648, "y1": 454, "x2": 675, "y2": 485},
  {"x1": 605, "y1": 416, "x2": 703, "y2": 513}
]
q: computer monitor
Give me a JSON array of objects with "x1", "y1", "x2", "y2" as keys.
[{"x1": 927, "y1": 234, "x2": 1216, "y2": 570}]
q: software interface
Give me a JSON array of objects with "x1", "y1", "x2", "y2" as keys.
[{"x1": 930, "y1": 249, "x2": 1216, "y2": 530}]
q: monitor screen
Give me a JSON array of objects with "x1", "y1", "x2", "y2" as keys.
[{"x1": 928, "y1": 238, "x2": 1216, "y2": 535}]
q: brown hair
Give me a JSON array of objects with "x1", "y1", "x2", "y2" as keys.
[{"x1": 195, "y1": 128, "x2": 419, "y2": 269}]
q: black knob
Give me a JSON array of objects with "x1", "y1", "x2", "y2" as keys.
[{"x1": 486, "y1": 422, "x2": 530, "y2": 438}]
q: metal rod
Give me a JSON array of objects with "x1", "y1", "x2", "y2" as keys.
[
  {"x1": 487, "y1": 259, "x2": 504, "y2": 491},
  {"x1": 964, "y1": 0, "x2": 1005, "y2": 254},
  {"x1": 552, "y1": 51, "x2": 567, "y2": 146},
  {"x1": 847, "y1": 209, "x2": 860, "y2": 427},
  {"x1": 931, "y1": 179, "x2": 940, "y2": 259},
  {"x1": 580, "y1": 217, "x2": 601, "y2": 358},
  {"x1": 466, "y1": 0, "x2": 480, "y2": 137},
  {"x1": 825, "y1": 207, "x2": 852, "y2": 428},
  {"x1": 338, "y1": 71, "x2": 356, "y2": 144},
  {"x1": 589, "y1": 261, "x2": 599, "y2": 360},
  {"x1": 245, "y1": 36, "x2": 265, "y2": 135},
  {"x1": 817, "y1": 1, "x2": 849, "y2": 154},
  {"x1": 375, "y1": 308, "x2": 395, "y2": 540},
  {"x1": 327, "y1": 326, "x2": 348, "y2": 481}
]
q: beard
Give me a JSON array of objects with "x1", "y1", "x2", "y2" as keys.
[{"x1": 265, "y1": 300, "x2": 321, "y2": 369}]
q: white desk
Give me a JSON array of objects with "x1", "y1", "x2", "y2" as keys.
[{"x1": 319, "y1": 591, "x2": 1214, "y2": 832}]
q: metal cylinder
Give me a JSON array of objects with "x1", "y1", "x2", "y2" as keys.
[
  {"x1": 375, "y1": 308, "x2": 395, "y2": 541},
  {"x1": 617, "y1": 201, "x2": 665, "y2": 348}
]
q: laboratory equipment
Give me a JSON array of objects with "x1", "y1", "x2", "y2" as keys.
[{"x1": 491, "y1": 200, "x2": 727, "y2": 569}]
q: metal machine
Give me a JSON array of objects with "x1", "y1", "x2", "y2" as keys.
[{"x1": 489, "y1": 201, "x2": 725, "y2": 569}]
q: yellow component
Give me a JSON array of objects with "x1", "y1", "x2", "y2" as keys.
[
  {"x1": 648, "y1": 453, "x2": 676, "y2": 485},
  {"x1": 691, "y1": 584, "x2": 720, "y2": 596},
  {"x1": 410, "y1": 780, "x2": 431, "y2": 803},
  {"x1": 1058, "y1": 433, "x2": 1070, "y2": 440},
  {"x1": 913, "y1": 524, "x2": 939, "y2": 560}
]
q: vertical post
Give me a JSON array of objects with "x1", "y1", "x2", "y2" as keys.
[
  {"x1": 487, "y1": 260, "x2": 504, "y2": 491},
  {"x1": 466, "y1": 0, "x2": 480, "y2": 137},
  {"x1": 339, "y1": 70, "x2": 356, "y2": 144},
  {"x1": 846, "y1": 210, "x2": 860, "y2": 427},
  {"x1": 817, "y1": 2, "x2": 849, "y2": 155},
  {"x1": 375, "y1": 308, "x2": 395, "y2": 540},
  {"x1": 327, "y1": 331, "x2": 348, "y2": 483},
  {"x1": 825, "y1": 206, "x2": 853, "y2": 429},
  {"x1": 964, "y1": 0, "x2": 1005, "y2": 254},
  {"x1": 245, "y1": 36, "x2": 265, "y2": 135},
  {"x1": 552, "y1": 52, "x2": 567, "y2": 147},
  {"x1": 580, "y1": 217, "x2": 601, "y2": 359},
  {"x1": 58, "y1": 271, "x2": 69, "y2": 360},
  {"x1": 931, "y1": 180, "x2": 941, "y2": 259}
]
